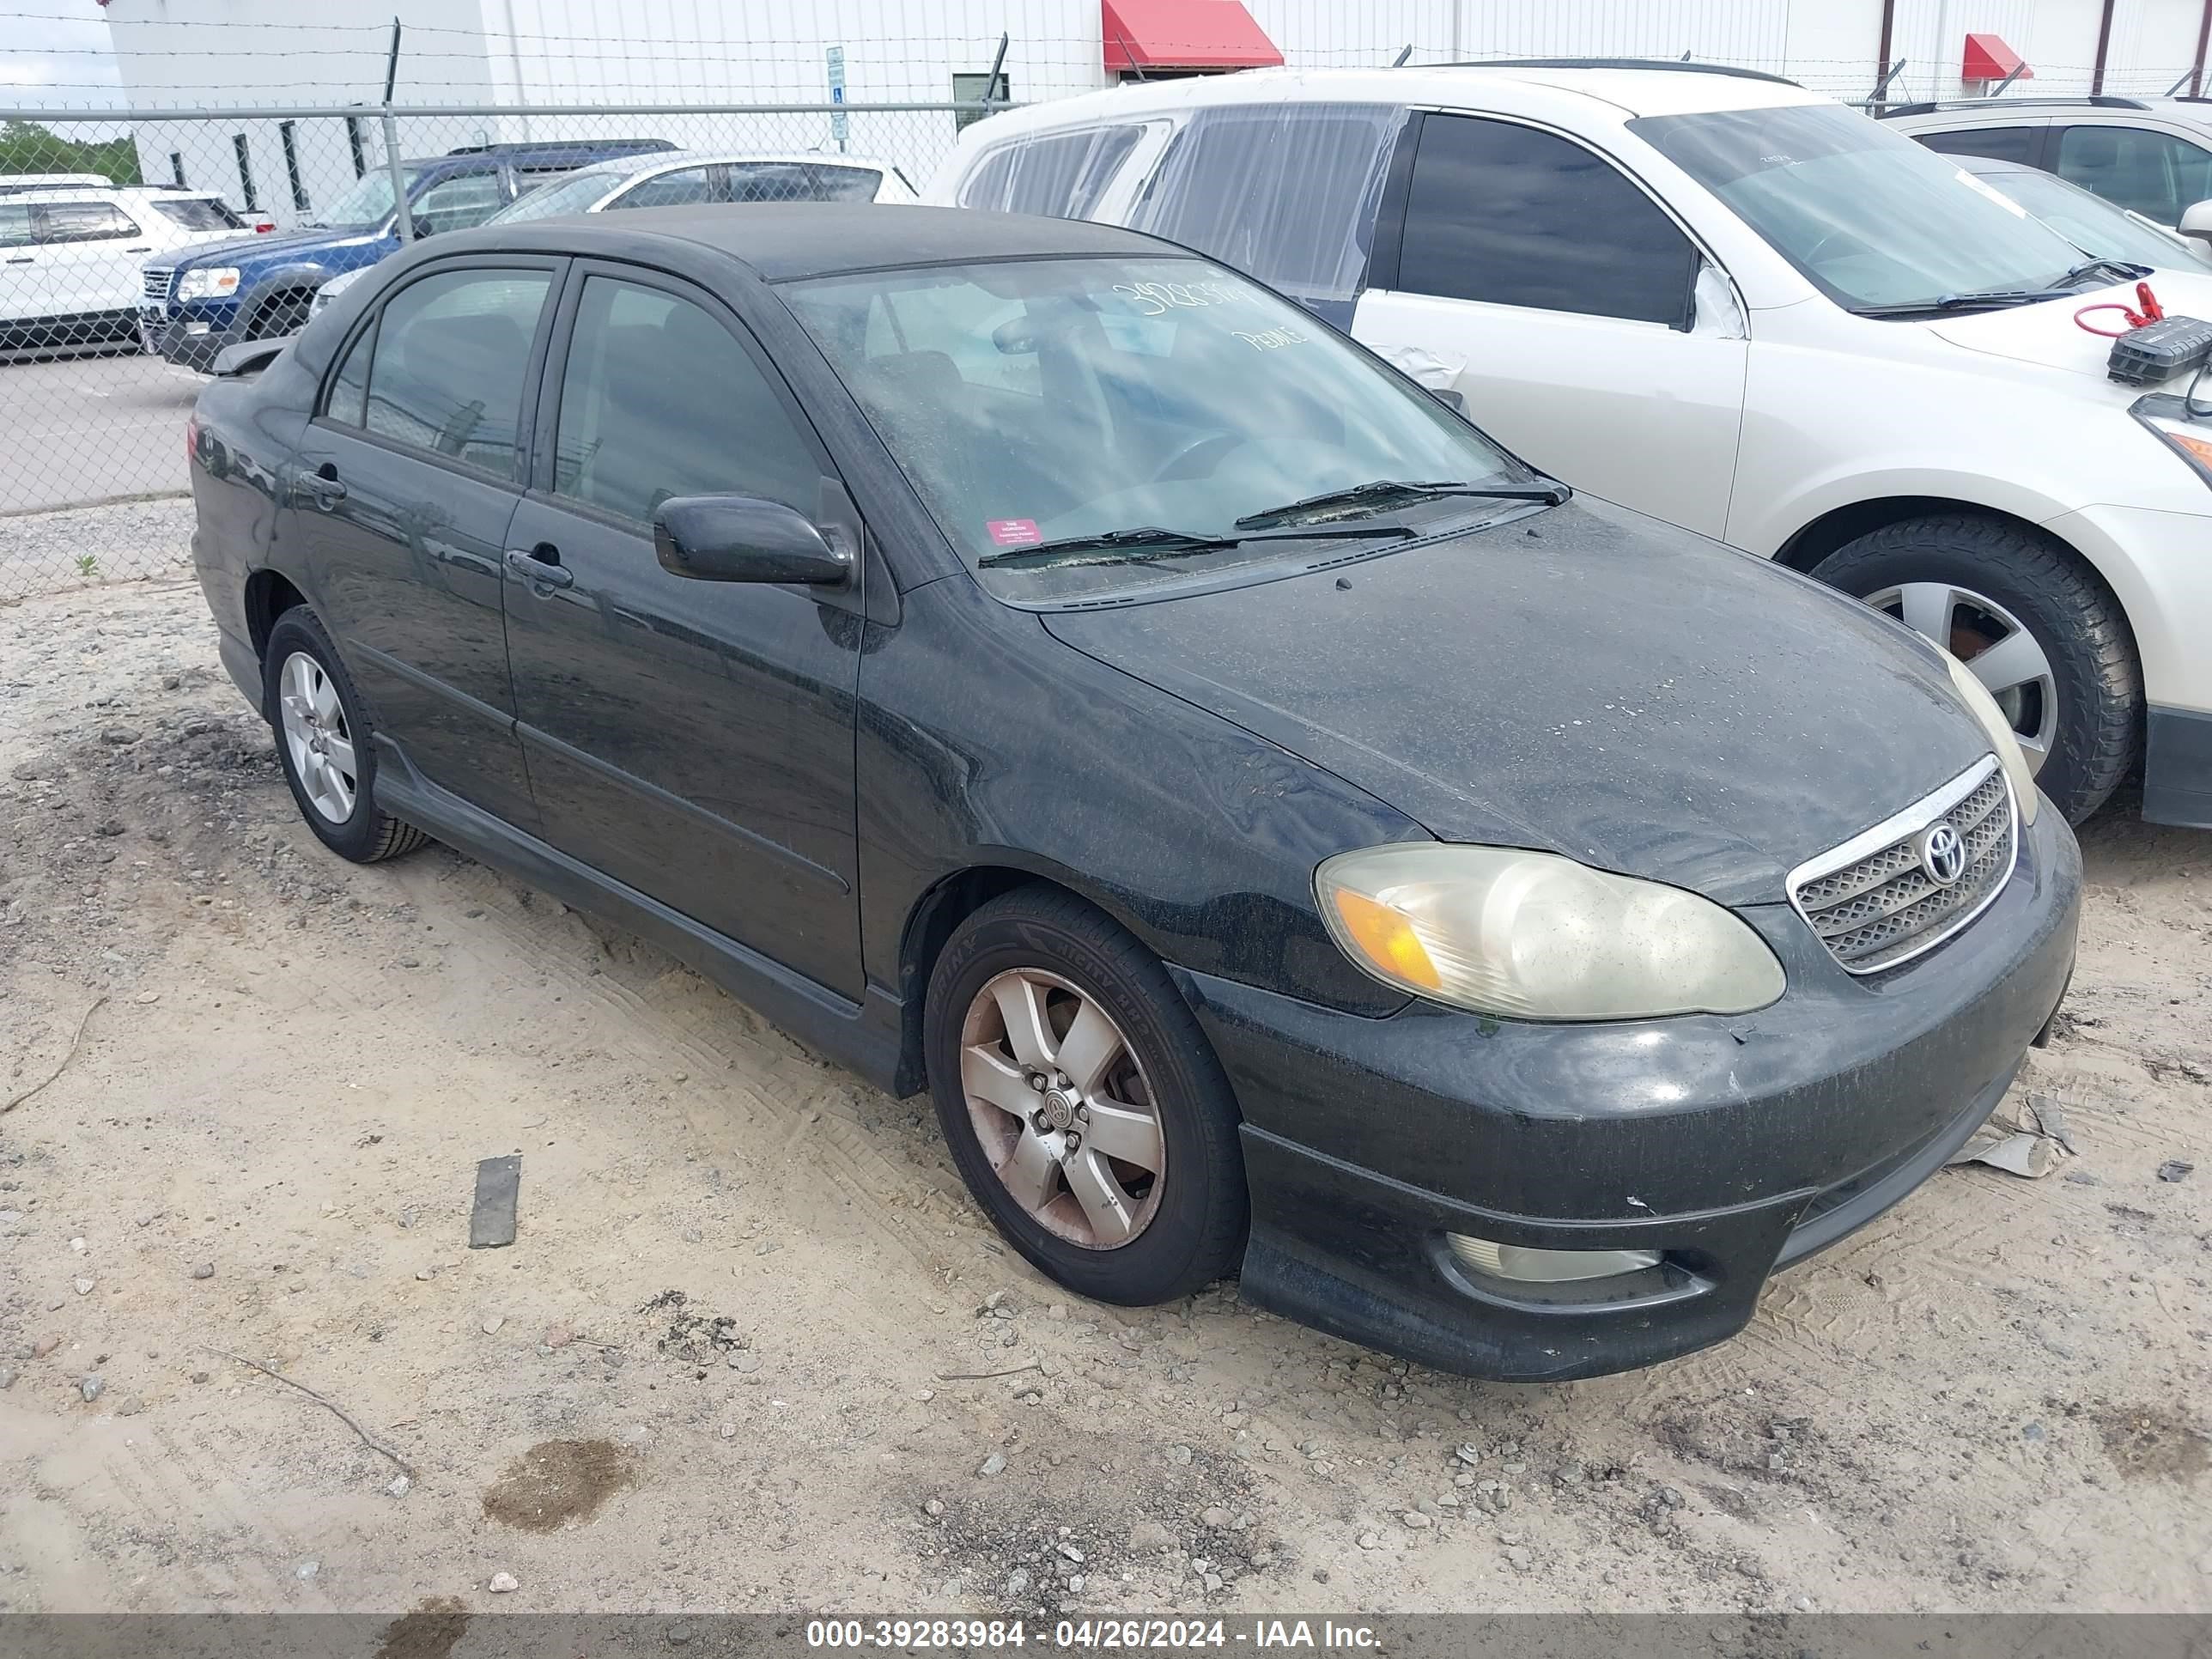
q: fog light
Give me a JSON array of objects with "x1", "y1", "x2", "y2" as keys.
[{"x1": 1448, "y1": 1233, "x2": 1662, "y2": 1284}]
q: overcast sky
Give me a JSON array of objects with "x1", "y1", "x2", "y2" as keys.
[{"x1": 2, "y1": 1, "x2": 124, "y2": 104}]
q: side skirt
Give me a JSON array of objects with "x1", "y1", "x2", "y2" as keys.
[{"x1": 371, "y1": 740, "x2": 910, "y2": 1097}]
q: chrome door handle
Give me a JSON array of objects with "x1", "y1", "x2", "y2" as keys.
[{"x1": 505, "y1": 546, "x2": 574, "y2": 589}]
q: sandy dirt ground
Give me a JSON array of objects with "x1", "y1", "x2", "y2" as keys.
[{"x1": 2, "y1": 580, "x2": 2208, "y2": 1622}]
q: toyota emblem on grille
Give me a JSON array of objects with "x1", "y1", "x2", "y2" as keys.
[{"x1": 1917, "y1": 823, "x2": 1966, "y2": 886}]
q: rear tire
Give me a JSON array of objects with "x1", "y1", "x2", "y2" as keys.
[
  {"x1": 1810, "y1": 515, "x2": 2139, "y2": 823},
  {"x1": 262, "y1": 606, "x2": 426, "y2": 864},
  {"x1": 924, "y1": 886, "x2": 1247, "y2": 1306}
]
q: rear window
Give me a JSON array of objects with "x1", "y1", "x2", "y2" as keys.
[
  {"x1": 147, "y1": 196, "x2": 243, "y2": 231},
  {"x1": 961, "y1": 126, "x2": 1142, "y2": 219},
  {"x1": 1129, "y1": 103, "x2": 1404, "y2": 311}
]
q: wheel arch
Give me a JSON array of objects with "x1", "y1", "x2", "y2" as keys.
[
  {"x1": 892, "y1": 860, "x2": 1167, "y2": 1097},
  {"x1": 1774, "y1": 495, "x2": 2052, "y2": 574}
]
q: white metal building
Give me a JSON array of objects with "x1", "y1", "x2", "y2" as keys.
[{"x1": 94, "y1": 0, "x2": 2212, "y2": 228}]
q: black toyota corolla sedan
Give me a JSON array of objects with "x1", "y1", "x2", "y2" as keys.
[{"x1": 185, "y1": 204, "x2": 2080, "y2": 1381}]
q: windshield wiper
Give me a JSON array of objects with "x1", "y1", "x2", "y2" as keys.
[
  {"x1": 2058, "y1": 258, "x2": 2152, "y2": 289},
  {"x1": 1850, "y1": 264, "x2": 2154, "y2": 319},
  {"x1": 1233, "y1": 477, "x2": 1566, "y2": 531},
  {"x1": 977, "y1": 521, "x2": 1411, "y2": 572}
]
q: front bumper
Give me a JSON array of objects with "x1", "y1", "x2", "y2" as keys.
[
  {"x1": 139, "y1": 300, "x2": 245, "y2": 372},
  {"x1": 1182, "y1": 805, "x2": 2081, "y2": 1382}
]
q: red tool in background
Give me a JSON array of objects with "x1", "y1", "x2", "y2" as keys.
[{"x1": 2076, "y1": 281, "x2": 2166, "y2": 337}]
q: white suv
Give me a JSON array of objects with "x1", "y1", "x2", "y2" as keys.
[
  {"x1": 931, "y1": 62, "x2": 2212, "y2": 827},
  {"x1": 1, "y1": 183, "x2": 264, "y2": 349}
]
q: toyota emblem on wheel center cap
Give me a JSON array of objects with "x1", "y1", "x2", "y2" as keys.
[{"x1": 1917, "y1": 822, "x2": 1966, "y2": 886}]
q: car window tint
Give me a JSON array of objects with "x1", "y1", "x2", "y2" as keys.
[
  {"x1": 0, "y1": 204, "x2": 30, "y2": 247},
  {"x1": 956, "y1": 147, "x2": 1017, "y2": 210},
  {"x1": 723, "y1": 163, "x2": 821, "y2": 203},
  {"x1": 363, "y1": 268, "x2": 549, "y2": 477},
  {"x1": 148, "y1": 196, "x2": 243, "y2": 230},
  {"x1": 2057, "y1": 125, "x2": 2212, "y2": 222},
  {"x1": 410, "y1": 173, "x2": 506, "y2": 235},
  {"x1": 804, "y1": 163, "x2": 883, "y2": 202},
  {"x1": 325, "y1": 319, "x2": 375, "y2": 427},
  {"x1": 552, "y1": 276, "x2": 819, "y2": 524},
  {"x1": 967, "y1": 126, "x2": 1142, "y2": 218},
  {"x1": 1397, "y1": 114, "x2": 1695, "y2": 326},
  {"x1": 1915, "y1": 125, "x2": 2039, "y2": 166},
  {"x1": 33, "y1": 201, "x2": 141, "y2": 243},
  {"x1": 613, "y1": 167, "x2": 715, "y2": 209},
  {"x1": 1131, "y1": 104, "x2": 1401, "y2": 305}
]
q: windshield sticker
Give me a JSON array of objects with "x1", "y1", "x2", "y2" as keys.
[
  {"x1": 1235, "y1": 325, "x2": 1310, "y2": 351},
  {"x1": 987, "y1": 519, "x2": 1043, "y2": 547},
  {"x1": 1110, "y1": 277, "x2": 1240, "y2": 316}
]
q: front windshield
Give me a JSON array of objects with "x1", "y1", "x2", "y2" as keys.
[
  {"x1": 486, "y1": 169, "x2": 617, "y2": 224},
  {"x1": 781, "y1": 257, "x2": 1534, "y2": 601},
  {"x1": 1976, "y1": 164, "x2": 2212, "y2": 272},
  {"x1": 1631, "y1": 103, "x2": 2089, "y2": 310},
  {"x1": 313, "y1": 166, "x2": 422, "y2": 230}
]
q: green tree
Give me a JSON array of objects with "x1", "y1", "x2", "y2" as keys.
[{"x1": 0, "y1": 119, "x2": 142, "y2": 185}]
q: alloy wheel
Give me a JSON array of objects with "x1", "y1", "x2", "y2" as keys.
[
  {"x1": 957, "y1": 968, "x2": 1166, "y2": 1249},
  {"x1": 1864, "y1": 580, "x2": 2057, "y2": 774},
  {"x1": 277, "y1": 650, "x2": 358, "y2": 822}
]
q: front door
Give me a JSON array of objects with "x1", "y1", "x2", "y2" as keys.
[
  {"x1": 501, "y1": 264, "x2": 865, "y2": 999},
  {"x1": 1354, "y1": 111, "x2": 1747, "y2": 540},
  {"x1": 284, "y1": 258, "x2": 559, "y2": 827},
  {"x1": 29, "y1": 199, "x2": 155, "y2": 320}
]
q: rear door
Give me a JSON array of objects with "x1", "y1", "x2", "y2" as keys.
[
  {"x1": 2051, "y1": 121, "x2": 2212, "y2": 226},
  {"x1": 501, "y1": 262, "x2": 865, "y2": 997},
  {"x1": 285, "y1": 257, "x2": 559, "y2": 827},
  {"x1": 1353, "y1": 111, "x2": 1747, "y2": 539}
]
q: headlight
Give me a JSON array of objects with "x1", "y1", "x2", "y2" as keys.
[
  {"x1": 310, "y1": 266, "x2": 367, "y2": 317},
  {"x1": 2135, "y1": 404, "x2": 2212, "y2": 486},
  {"x1": 175, "y1": 267, "x2": 240, "y2": 301},
  {"x1": 1316, "y1": 844, "x2": 1785, "y2": 1020},
  {"x1": 1942, "y1": 649, "x2": 2040, "y2": 825}
]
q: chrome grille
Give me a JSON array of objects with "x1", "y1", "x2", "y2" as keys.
[
  {"x1": 1787, "y1": 757, "x2": 2017, "y2": 975},
  {"x1": 142, "y1": 267, "x2": 175, "y2": 303}
]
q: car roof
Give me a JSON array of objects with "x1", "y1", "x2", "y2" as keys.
[
  {"x1": 568, "y1": 149, "x2": 896, "y2": 182},
  {"x1": 963, "y1": 63, "x2": 1823, "y2": 143},
  {"x1": 477, "y1": 202, "x2": 1173, "y2": 280}
]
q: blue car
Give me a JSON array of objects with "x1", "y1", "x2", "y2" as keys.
[{"x1": 140, "y1": 138, "x2": 672, "y2": 371}]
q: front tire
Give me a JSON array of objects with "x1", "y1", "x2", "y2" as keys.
[
  {"x1": 1810, "y1": 515, "x2": 2140, "y2": 823},
  {"x1": 262, "y1": 607, "x2": 425, "y2": 863},
  {"x1": 924, "y1": 887, "x2": 1247, "y2": 1305}
]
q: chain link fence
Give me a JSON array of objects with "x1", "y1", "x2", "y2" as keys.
[
  {"x1": 4, "y1": 3, "x2": 2210, "y2": 600},
  {"x1": 0, "y1": 95, "x2": 997, "y2": 599}
]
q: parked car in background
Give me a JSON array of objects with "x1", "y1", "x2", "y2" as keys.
[
  {"x1": 935, "y1": 63, "x2": 2212, "y2": 830},
  {"x1": 185, "y1": 204, "x2": 2075, "y2": 1381},
  {"x1": 310, "y1": 149, "x2": 918, "y2": 320},
  {"x1": 1882, "y1": 95, "x2": 2212, "y2": 232},
  {"x1": 1, "y1": 183, "x2": 267, "y2": 350},
  {"x1": 1955, "y1": 152, "x2": 2212, "y2": 273},
  {"x1": 141, "y1": 138, "x2": 674, "y2": 371}
]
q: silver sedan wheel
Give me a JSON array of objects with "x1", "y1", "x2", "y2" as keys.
[
  {"x1": 1865, "y1": 581, "x2": 2057, "y2": 775},
  {"x1": 277, "y1": 650, "x2": 358, "y2": 823},
  {"x1": 958, "y1": 969, "x2": 1166, "y2": 1250}
]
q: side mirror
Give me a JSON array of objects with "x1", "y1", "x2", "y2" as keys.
[
  {"x1": 653, "y1": 494, "x2": 854, "y2": 586},
  {"x1": 2180, "y1": 198, "x2": 2212, "y2": 246}
]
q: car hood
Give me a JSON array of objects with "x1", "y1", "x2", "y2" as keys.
[
  {"x1": 1041, "y1": 496, "x2": 1992, "y2": 907},
  {"x1": 1928, "y1": 270, "x2": 2212, "y2": 381},
  {"x1": 173, "y1": 226, "x2": 376, "y2": 268}
]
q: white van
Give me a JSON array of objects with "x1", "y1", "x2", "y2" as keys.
[{"x1": 931, "y1": 62, "x2": 2212, "y2": 829}]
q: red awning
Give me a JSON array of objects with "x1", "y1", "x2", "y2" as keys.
[
  {"x1": 1961, "y1": 33, "x2": 2032, "y2": 83},
  {"x1": 1103, "y1": 0, "x2": 1283, "y2": 73}
]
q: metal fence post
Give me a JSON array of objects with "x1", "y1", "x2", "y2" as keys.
[{"x1": 382, "y1": 18, "x2": 413, "y2": 244}]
